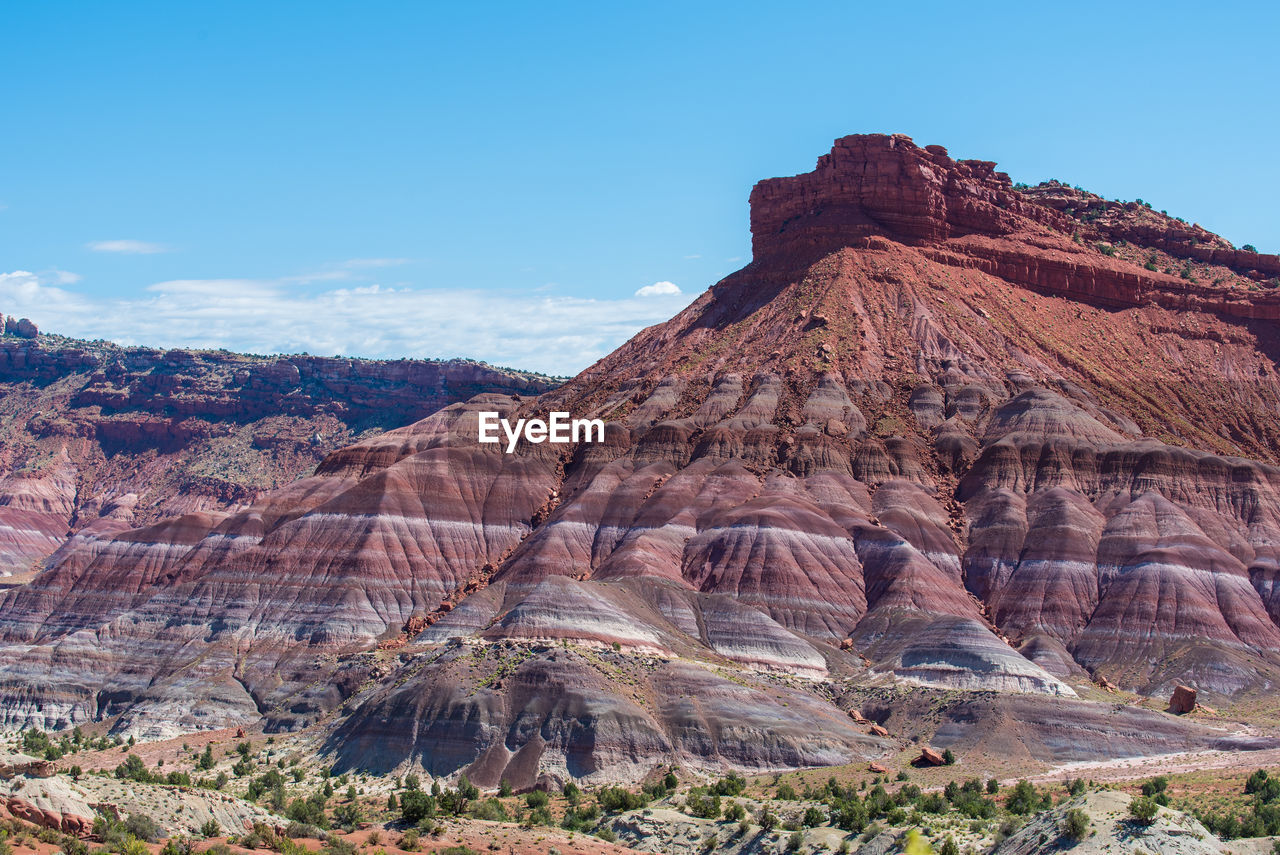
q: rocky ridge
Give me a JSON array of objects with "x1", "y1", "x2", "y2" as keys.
[
  {"x1": 0, "y1": 332, "x2": 558, "y2": 578},
  {"x1": 1, "y1": 134, "x2": 1279, "y2": 787}
]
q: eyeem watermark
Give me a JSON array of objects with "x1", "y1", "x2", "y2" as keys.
[{"x1": 478, "y1": 412, "x2": 605, "y2": 453}]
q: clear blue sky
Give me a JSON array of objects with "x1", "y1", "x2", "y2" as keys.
[{"x1": 2, "y1": 0, "x2": 1276, "y2": 375}]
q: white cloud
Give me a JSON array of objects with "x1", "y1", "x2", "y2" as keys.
[
  {"x1": 49, "y1": 270, "x2": 82, "y2": 285},
  {"x1": 635, "y1": 280, "x2": 681, "y2": 297},
  {"x1": 86, "y1": 239, "x2": 169, "y2": 254},
  {"x1": 0, "y1": 269, "x2": 696, "y2": 376}
]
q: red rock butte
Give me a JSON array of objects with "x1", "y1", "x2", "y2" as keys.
[{"x1": 1, "y1": 133, "x2": 1279, "y2": 788}]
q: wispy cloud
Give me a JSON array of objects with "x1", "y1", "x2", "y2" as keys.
[
  {"x1": 87, "y1": 239, "x2": 170, "y2": 255},
  {"x1": 635, "y1": 280, "x2": 681, "y2": 297},
  {"x1": 0, "y1": 270, "x2": 696, "y2": 376}
]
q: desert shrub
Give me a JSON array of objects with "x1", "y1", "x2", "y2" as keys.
[
  {"x1": 1005, "y1": 780, "x2": 1041, "y2": 815},
  {"x1": 1130, "y1": 796, "x2": 1159, "y2": 825},
  {"x1": 560, "y1": 804, "x2": 600, "y2": 832},
  {"x1": 1062, "y1": 808, "x2": 1089, "y2": 841},
  {"x1": 522, "y1": 806, "x2": 553, "y2": 827},
  {"x1": 285, "y1": 798, "x2": 326, "y2": 829},
  {"x1": 332, "y1": 802, "x2": 363, "y2": 830},
  {"x1": 321, "y1": 837, "x2": 356, "y2": 855},
  {"x1": 470, "y1": 799, "x2": 507, "y2": 822},
  {"x1": 123, "y1": 813, "x2": 160, "y2": 843},
  {"x1": 685, "y1": 791, "x2": 720, "y2": 819},
  {"x1": 525, "y1": 789, "x2": 549, "y2": 809},
  {"x1": 284, "y1": 822, "x2": 324, "y2": 840},
  {"x1": 775, "y1": 782, "x2": 798, "y2": 800},
  {"x1": 711, "y1": 772, "x2": 747, "y2": 797},
  {"x1": 61, "y1": 836, "x2": 90, "y2": 855},
  {"x1": 398, "y1": 830, "x2": 419, "y2": 852},
  {"x1": 399, "y1": 790, "x2": 436, "y2": 824},
  {"x1": 114, "y1": 754, "x2": 155, "y2": 784},
  {"x1": 199, "y1": 818, "x2": 221, "y2": 838},
  {"x1": 597, "y1": 786, "x2": 646, "y2": 813}
]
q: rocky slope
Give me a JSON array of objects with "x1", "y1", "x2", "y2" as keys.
[
  {"x1": 2, "y1": 134, "x2": 1280, "y2": 786},
  {"x1": 0, "y1": 331, "x2": 558, "y2": 579}
]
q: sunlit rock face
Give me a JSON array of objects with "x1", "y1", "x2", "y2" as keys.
[
  {"x1": 0, "y1": 335, "x2": 558, "y2": 578},
  {"x1": 5, "y1": 134, "x2": 1280, "y2": 784}
]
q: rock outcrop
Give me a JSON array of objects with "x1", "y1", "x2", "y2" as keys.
[{"x1": 2, "y1": 134, "x2": 1280, "y2": 786}]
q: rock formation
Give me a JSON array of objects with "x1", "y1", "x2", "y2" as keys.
[
  {"x1": 0, "y1": 332, "x2": 558, "y2": 576},
  {"x1": 1169, "y1": 684, "x2": 1198, "y2": 714},
  {"x1": 1, "y1": 134, "x2": 1280, "y2": 786}
]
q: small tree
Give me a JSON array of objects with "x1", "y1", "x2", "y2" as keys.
[{"x1": 400, "y1": 790, "x2": 436, "y2": 825}]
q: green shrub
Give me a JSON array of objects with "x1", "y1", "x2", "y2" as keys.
[
  {"x1": 400, "y1": 790, "x2": 436, "y2": 824},
  {"x1": 598, "y1": 786, "x2": 646, "y2": 813},
  {"x1": 1062, "y1": 808, "x2": 1089, "y2": 841},
  {"x1": 123, "y1": 813, "x2": 160, "y2": 843},
  {"x1": 711, "y1": 772, "x2": 747, "y2": 797},
  {"x1": 1005, "y1": 780, "x2": 1041, "y2": 815},
  {"x1": 470, "y1": 799, "x2": 507, "y2": 822},
  {"x1": 1130, "y1": 796, "x2": 1159, "y2": 825},
  {"x1": 685, "y1": 791, "x2": 720, "y2": 819}
]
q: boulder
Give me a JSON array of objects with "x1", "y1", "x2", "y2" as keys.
[
  {"x1": 916, "y1": 747, "x2": 946, "y2": 766},
  {"x1": 1169, "y1": 684, "x2": 1197, "y2": 714},
  {"x1": 868, "y1": 724, "x2": 889, "y2": 737}
]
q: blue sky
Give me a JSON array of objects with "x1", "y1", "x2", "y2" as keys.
[{"x1": 2, "y1": 1, "x2": 1276, "y2": 375}]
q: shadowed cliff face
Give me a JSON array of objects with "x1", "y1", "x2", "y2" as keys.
[
  {"x1": 0, "y1": 337, "x2": 558, "y2": 579},
  {"x1": 3, "y1": 134, "x2": 1280, "y2": 786}
]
